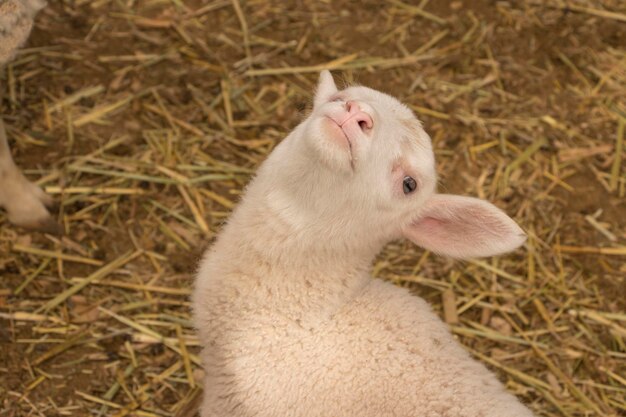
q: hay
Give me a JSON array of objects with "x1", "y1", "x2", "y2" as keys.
[{"x1": 1, "y1": 0, "x2": 624, "y2": 416}]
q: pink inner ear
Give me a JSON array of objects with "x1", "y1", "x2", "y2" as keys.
[
  {"x1": 402, "y1": 194, "x2": 526, "y2": 259},
  {"x1": 417, "y1": 217, "x2": 443, "y2": 233}
]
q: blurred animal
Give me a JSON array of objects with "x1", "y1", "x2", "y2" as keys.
[
  {"x1": 0, "y1": 0, "x2": 58, "y2": 233},
  {"x1": 0, "y1": 0, "x2": 46, "y2": 66},
  {"x1": 192, "y1": 71, "x2": 533, "y2": 417}
]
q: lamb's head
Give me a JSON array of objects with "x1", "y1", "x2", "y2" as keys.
[
  {"x1": 306, "y1": 71, "x2": 435, "y2": 187},
  {"x1": 252, "y1": 71, "x2": 525, "y2": 259}
]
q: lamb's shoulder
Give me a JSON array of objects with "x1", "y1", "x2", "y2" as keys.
[
  {"x1": 333, "y1": 279, "x2": 449, "y2": 343},
  {"x1": 317, "y1": 279, "x2": 535, "y2": 417},
  {"x1": 328, "y1": 279, "x2": 475, "y2": 383}
]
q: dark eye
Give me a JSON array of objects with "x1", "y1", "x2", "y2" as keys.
[{"x1": 403, "y1": 176, "x2": 417, "y2": 195}]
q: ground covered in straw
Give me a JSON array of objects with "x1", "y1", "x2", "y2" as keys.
[{"x1": 1, "y1": 0, "x2": 625, "y2": 416}]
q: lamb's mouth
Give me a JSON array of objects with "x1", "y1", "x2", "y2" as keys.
[
  {"x1": 339, "y1": 128, "x2": 355, "y2": 170},
  {"x1": 326, "y1": 117, "x2": 355, "y2": 170}
]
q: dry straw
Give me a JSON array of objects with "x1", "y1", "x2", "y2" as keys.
[{"x1": 0, "y1": 0, "x2": 624, "y2": 416}]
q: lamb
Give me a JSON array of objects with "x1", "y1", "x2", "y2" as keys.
[
  {"x1": 0, "y1": 0, "x2": 58, "y2": 233},
  {"x1": 192, "y1": 70, "x2": 534, "y2": 417}
]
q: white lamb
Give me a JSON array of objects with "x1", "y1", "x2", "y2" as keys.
[
  {"x1": 192, "y1": 70, "x2": 534, "y2": 417},
  {"x1": 0, "y1": 0, "x2": 58, "y2": 233}
]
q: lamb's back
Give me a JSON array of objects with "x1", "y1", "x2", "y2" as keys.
[{"x1": 196, "y1": 274, "x2": 533, "y2": 417}]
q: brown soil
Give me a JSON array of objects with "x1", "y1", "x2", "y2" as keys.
[{"x1": 1, "y1": 1, "x2": 625, "y2": 416}]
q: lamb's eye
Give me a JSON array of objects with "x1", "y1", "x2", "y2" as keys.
[{"x1": 403, "y1": 176, "x2": 417, "y2": 195}]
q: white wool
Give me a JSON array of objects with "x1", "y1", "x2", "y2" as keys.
[
  {"x1": 0, "y1": 0, "x2": 46, "y2": 66},
  {"x1": 193, "y1": 71, "x2": 533, "y2": 417}
]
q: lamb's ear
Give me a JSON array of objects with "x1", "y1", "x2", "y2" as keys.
[
  {"x1": 402, "y1": 194, "x2": 526, "y2": 259},
  {"x1": 314, "y1": 70, "x2": 338, "y2": 108}
]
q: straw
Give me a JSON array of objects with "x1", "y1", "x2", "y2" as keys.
[{"x1": 1, "y1": 1, "x2": 624, "y2": 416}]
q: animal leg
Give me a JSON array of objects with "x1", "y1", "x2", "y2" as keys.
[{"x1": 0, "y1": 118, "x2": 61, "y2": 234}]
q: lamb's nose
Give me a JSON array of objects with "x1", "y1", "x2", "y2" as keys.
[
  {"x1": 345, "y1": 100, "x2": 359, "y2": 114},
  {"x1": 345, "y1": 101, "x2": 373, "y2": 130}
]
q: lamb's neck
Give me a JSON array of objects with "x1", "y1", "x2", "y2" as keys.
[{"x1": 217, "y1": 200, "x2": 381, "y2": 319}]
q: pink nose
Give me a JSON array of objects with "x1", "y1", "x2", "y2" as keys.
[{"x1": 345, "y1": 101, "x2": 373, "y2": 130}]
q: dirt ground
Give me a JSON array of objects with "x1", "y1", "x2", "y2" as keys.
[{"x1": 1, "y1": 0, "x2": 625, "y2": 416}]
